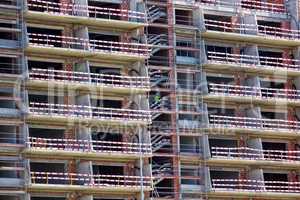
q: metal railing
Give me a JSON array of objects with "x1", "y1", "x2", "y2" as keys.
[
  {"x1": 209, "y1": 115, "x2": 300, "y2": 131},
  {"x1": 212, "y1": 179, "x2": 300, "y2": 193},
  {"x1": 30, "y1": 171, "x2": 152, "y2": 188},
  {"x1": 29, "y1": 102, "x2": 152, "y2": 123},
  {"x1": 27, "y1": 137, "x2": 152, "y2": 155},
  {"x1": 28, "y1": 33, "x2": 150, "y2": 57},
  {"x1": 206, "y1": 51, "x2": 300, "y2": 71},
  {"x1": 204, "y1": 19, "x2": 300, "y2": 40},
  {"x1": 29, "y1": 68, "x2": 150, "y2": 90},
  {"x1": 200, "y1": 0, "x2": 285, "y2": 13},
  {"x1": 27, "y1": 0, "x2": 146, "y2": 23},
  {"x1": 204, "y1": 19, "x2": 257, "y2": 33},
  {"x1": 211, "y1": 146, "x2": 300, "y2": 162},
  {"x1": 208, "y1": 83, "x2": 300, "y2": 101}
]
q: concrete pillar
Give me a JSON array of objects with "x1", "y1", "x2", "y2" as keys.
[
  {"x1": 201, "y1": 103, "x2": 209, "y2": 128},
  {"x1": 294, "y1": 76, "x2": 300, "y2": 90},
  {"x1": 201, "y1": 135, "x2": 210, "y2": 159},
  {"x1": 248, "y1": 138, "x2": 262, "y2": 149},
  {"x1": 248, "y1": 138, "x2": 263, "y2": 159},
  {"x1": 193, "y1": 7, "x2": 201, "y2": 29},
  {"x1": 285, "y1": 0, "x2": 299, "y2": 30},
  {"x1": 199, "y1": 72, "x2": 208, "y2": 94},
  {"x1": 204, "y1": 167, "x2": 211, "y2": 192},
  {"x1": 74, "y1": 25, "x2": 89, "y2": 50},
  {"x1": 74, "y1": 0, "x2": 88, "y2": 16},
  {"x1": 199, "y1": 8, "x2": 205, "y2": 31},
  {"x1": 199, "y1": 40, "x2": 207, "y2": 64},
  {"x1": 77, "y1": 160, "x2": 92, "y2": 174},
  {"x1": 246, "y1": 106, "x2": 261, "y2": 118},
  {"x1": 245, "y1": 76, "x2": 261, "y2": 97},
  {"x1": 242, "y1": 14, "x2": 257, "y2": 35},
  {"x1": 244, "y1": 45, "x2": 259, "y2": 57},
  {"x1": 249, "y1": 169, "x2": 264, "y2": 182}
]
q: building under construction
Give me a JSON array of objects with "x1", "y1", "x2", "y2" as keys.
[{"x1": 1, "y1": 0, "x2": 300, "y2": 200}]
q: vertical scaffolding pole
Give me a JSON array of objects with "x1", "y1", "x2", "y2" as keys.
[{"x1": 167, "y1": 1, "x2": 180, "y2": 199}]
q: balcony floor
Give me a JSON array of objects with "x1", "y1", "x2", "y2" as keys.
[
  {"x1": 204, "y1": 126, "x2": 300, "y2": 139},
  {"x1": 201, "y1": 31, "x2": 300, "y2": 47},
  {"x1": 27, "y1": 184, "x2": 152, "y2": 195},
  {"x1": 0, "y1": 143, "x2": 23, "y2": 156},
  {"x1": 203, "y1": 62, "x2": 300, "y2": 77},
  {"x1": 25, "y1": 11, "x2": 146, "y2": 31},
  {"x1": 26, "y1": 79, "x2": 150, "y2": 95},
  {"x1": 203, "y1": 94, "x2": 300, "y2": 107},
  {"x1": 208, "y1": 190, "x2": 300, "y2": 199},
  {"x1": 22, "y1": 148, "x2": 151, "y2": 162},
  {"x1": 25, "y1": 45, "x2": 147, "y2": 63},
  {"x1": 26, "y1": 114, "x2": 150, "y2": 127},
  {"x1": 207, "y1": 157, "x2": 300, "y2": 169}
]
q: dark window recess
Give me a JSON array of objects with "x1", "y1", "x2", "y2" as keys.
[
  {"x1": 92, "y1": 165, "x2": 123, "y2": 175},
  {"x1": 88, "y1": 1, "x2": 120, "y2": 20},
  {"x1": 0, "y1": 56, "x2": 19, "y2": 74},
  {"x1": 27, "y1": 27, "x2": 62, "y2": 47}
]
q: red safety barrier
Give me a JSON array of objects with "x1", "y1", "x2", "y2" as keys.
[
  {"x1": 209, "y1": 115, "x2": 300, "y2": 131},
  {"x1": 27, "y1": 0, "x2": 146, "y2": 22},
  {"x1": 29, "y1": 102, "x2": 152, "y2": 123},
  {"x1": 27, "y1": 137, "x2": 152, "y2": 154},
  {"x1": 212, "y1": 179, "x2": 300, "y2": 193},
  {"x1": 207, "y1": 51, "x2": 300, "y2": 71},
  {"x1": 200, "y1": 0, "x2": 285, "y2": 13},
  {"x1": 27, "y1": 33, "x2": 151, "y2": 57},
  {"x1": 211, "y1": 146, "x2": 300, "y2": 162},
  {"x1": 204, "y1": 19, "x2": 300, "y2": 40},
  {"x1": 30, "y1": 171, "x2": 152, "y2": 188},
  {"x1": 209, "y1": 83, "x2": 300, "y2": 101},
  {"x1": 29, "y1": 68, "x2": 150, "y2": 89}
]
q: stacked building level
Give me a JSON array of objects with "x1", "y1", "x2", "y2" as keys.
[{"x1": 1, "y1": 0, "x2": 300, "y2": 200}]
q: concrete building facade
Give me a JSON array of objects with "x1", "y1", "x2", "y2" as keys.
[{"x1": 1, "y1": 0, "x2": 300, "y2": 200}]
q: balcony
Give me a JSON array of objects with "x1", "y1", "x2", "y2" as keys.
[
  {"x1": 209, "y1": 146, "x2": 300, "y2": 168},
  {"x1": 26, "y1": 33, "x2": 150, "y2": 62},
  {"x1": 205, "y1": 51, "x2": 300, "y2": 76},
  {"x1": 26, "y1": 0, "x2": 146, "y2": 30},
  {"x1": 27, "y1": 102, "x2": 151, "y2": 126},
  {"x1": 27, "y1": 68, "x2": 150, "y2": 94},
  {"x1": 202, "y1": 19, "x2": 300, "y2": 46},
  {"x1": 205, "y1": 83, "x2": 300, "y2": 106},
  {"x1": 208, "y1": 115, "x2": 300, "y2": 137},
  {"x1": 28, "y1": 171, "x2": 152, "y2": 194},
  {"x1": 200, "y1": 0, "x2": 285, "y2": 14},
  {"x1": 23, "y1": 137, "x2": 151, "y2": 161},
  {"x1": 210, "y1": 179, "x2": 300, "y2": 198}
]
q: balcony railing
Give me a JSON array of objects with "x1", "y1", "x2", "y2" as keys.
[
  {"x1": 204, "y1": 19, "x2": 300, "y2": 40},
  {"x1": 27, "y1": 33, "x2": 150, "y2": 57},
  {"x1": 29, "y1": 68, "x2": 150, "y2": 90},
  {"x1": 209, "y1": 115, "x2": 300, "y2": 131},
  {"x1": 29, "y1": 102, "x2": 152, "y2": 123},
  {"x1": 211, "y1": 146, "x2": 300, "y2": 162},
  {"x1": 27, "y1": 137, "x2": 152, "y2": 155},
  {"x1": 30, "y1": 171, "x2": 152, "y2": 188},
  {"x1": 208, "y1": 83, "x2": 300, "y2": 101},
  {"x1": 212, "y1": 179, "x2": 300, "y2": 193},
  {"x1": 27, "y1": 0, "x2": 146, "y2": 23},
  {"x1": 200, "y1": 0, "x2": 285, "y2": 13},
  {"x1": 206, "y1": 51, "x2": 300, "y2": 71}
]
